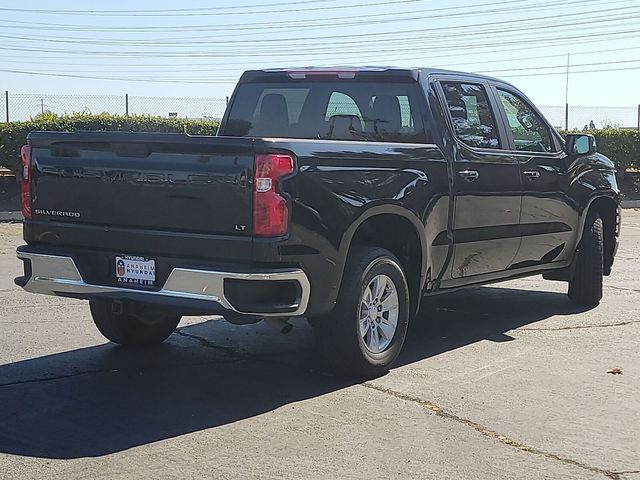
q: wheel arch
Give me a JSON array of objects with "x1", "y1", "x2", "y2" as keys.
[
  {"x1": 582, "y1": 195, "x2": 619, "y2": 275},
  {"x1": 336, "y1": 206, "x2": 428, "y2": 315}
]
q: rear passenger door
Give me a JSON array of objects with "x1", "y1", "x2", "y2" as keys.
[
  {"x1": 492, "y1": 86, "x2": 578, "y2": 268},
  {"x1": 437, "y1": 79, "x2": 522, "y2": 279}
]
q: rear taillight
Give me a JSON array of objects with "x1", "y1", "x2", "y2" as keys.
[
  {"x1": 253, "y1": 153, "x2": 294, "y2": 237},
  {"x1": 20, "y1": 145, "x2": 32, "y2": 219}
]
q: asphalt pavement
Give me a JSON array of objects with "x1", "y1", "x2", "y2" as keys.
[{"x1": 0, "y1": 213, "x2": 638, "y2": 479}]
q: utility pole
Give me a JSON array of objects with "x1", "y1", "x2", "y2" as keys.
[
  {"x1": 564, "y1": 53, "x2": 570, "y2": 131},
  {"x1": 40, "y1": 98, "x2": 44, "y2": 114},
  {"x1": 637, "y1": 104, "x2": 640, "y2": 132},
  {"x1": 125, "y1": 94, "x2": 129, "y2": 116},
  {"x1": 4, "y1": 91, "x2": 8, "y2": 123}
]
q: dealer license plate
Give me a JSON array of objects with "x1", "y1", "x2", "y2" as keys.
[{"x1": 115, "y1": 255, "x2": 156, "y2": 287}]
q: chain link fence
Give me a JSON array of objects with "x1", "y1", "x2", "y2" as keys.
[
  {"x1": 2, "y1": 92, "x2": 639, "y2": 130},
  {"x1": 4, "y1": 93, "x2": 228, "y2": 122},
  {"x1": 538, "y1": 105, "x2": 640, "y2": 130}
]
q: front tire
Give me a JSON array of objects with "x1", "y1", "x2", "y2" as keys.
[
  {"x1": 568, "y1": 212, "x2": 604, "y2": 306},
  {"x1": 90, "y1": 300, "x2": 181, "y2": 346},
  {"x1": 312, "y1": 247, "x2": 410, "y2": 378}
]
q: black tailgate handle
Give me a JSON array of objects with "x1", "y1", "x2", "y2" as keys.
[{"x1": 111, "y1": 143, "x2": 150, "y2": 157}]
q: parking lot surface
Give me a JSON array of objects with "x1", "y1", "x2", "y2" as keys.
[{"x1": 0, "y1": 213, "x2": 638, "y2": 479}]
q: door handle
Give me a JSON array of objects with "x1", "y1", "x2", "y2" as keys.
[
  {"x1": 458, "y1": 169, "x2": 480, "y2": 182},
  {"x1": 523, "y1": 169, "x2": 541, "y2": 180}
]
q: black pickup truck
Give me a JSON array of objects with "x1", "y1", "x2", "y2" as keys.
[{"x1": 15, "y1": 67, "x2": 620, "y2": 377}]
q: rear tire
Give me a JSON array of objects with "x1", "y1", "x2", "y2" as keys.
[
  {"x1": 89, "y1": 300, "x2": 181, "y2": 346},
  {"x1": 568, "y1": 212, "x2": 604, "y2": 306},
  {"x1": 312, "y1": 247, "x2": 410, "y2": 378}
]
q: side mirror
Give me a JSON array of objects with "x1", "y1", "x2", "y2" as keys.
[{"x1": 565, "y1": 134, "x2": 596, "y2": 156}]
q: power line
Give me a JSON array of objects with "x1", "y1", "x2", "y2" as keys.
[
  {"x1": 0, "y1": 68, "x2": 238, "y2": 83},
  {"x1": 334, "y1": 33, "x2": 640, "y2": 64},
  {"x1": 0, "y1": 0, "x2": 367, "y2": 15},
  {"x1": 5, "y1": 39, "x2": 637, "y2": 81},
  {"x1": 0, "y1": 0, "x2": 618, "y2": 33},
  {"x1": 2, "y1": 33, "x2": 638, "y2": 68},
  {"x1": 2, "y1": 25, "x2": 637, "y2": 58},
  {"x1": 3, "y1": 58, "x2": 640, "y2": 84},
  {"x1": 474, "y1": 58, "x2": 640, "y2": 74},
  {"x1": 0, "y1": 0, "x2": 425, "y2": 17},
  {"x1": 6, "y1": 13, "x2": 640, "y2": 55},
  {"x1": 500, "y1": 65, "x2": 640, "y2": 78},
  {"x1": 2, "y1": 9, "x2": 636, "y2": 55},
  {"x1": 2, "y1": 44, "x2": 639, "y2": 72},
  {"x1": 1, "y1": 0, "x2": 638, "y2": 87},
  {"x1": 10, "y1": 56, "x2": 640, "y2": 76},
  {"x1": 0, "y1": 1, "x2": 629, "y2": 48},
  {"x1": 0, "y1": 3, "x2": 637, "y2": 59},
  {"x1": 436, "y1": 45, "x2": 640, "y2": 68}
]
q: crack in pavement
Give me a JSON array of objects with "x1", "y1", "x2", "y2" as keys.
[
  {"x1": 362, "y1": 382, "x2": 630, "y2": 480},
  {"x1": 0, "y1": 328, "x2": 270, "y2": 388},
  {"x1": 174, "y1": 328, "x2": 313, "y2": 369},
  {"x1": 0, "y1": 327, "x2": 637, "y2": 476},
  {"x1": 0, "y1": 329, "x2": 258, "y2": 388},
  {"x1": 0, "y1": 320, "x2": 87, "y2": 324},
  {"x1": 0, "y1": 357, "x2": 243, "y2": 388},
  {"x1": 1, "y1": 302, "x2": 83, "y2": 310},
  {"x1": 606, "y1": 285, "x2": 640, "y2": 293},
  {"x1": 0, "y1": 329, "x2": 309, "y2": 388},
  {"x1": 515, "y1": 320, "x2": 640, "y2": 331},
  {"x1": 0, "y1": 369, "x2": 104, "y2": 388},
  {"x1": 174, "y1": 328, "x2": 243, "y2": 358}
]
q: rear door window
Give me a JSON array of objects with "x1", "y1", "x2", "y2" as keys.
[{"x1": 441, "y1": 82, "x2": 501, "y2": 149}]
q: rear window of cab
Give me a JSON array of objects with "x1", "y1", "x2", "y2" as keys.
[{"x1": 222, "y1": 81, "x2": 430, "y2": 144}]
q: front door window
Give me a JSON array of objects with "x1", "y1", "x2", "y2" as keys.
[{"x1": 497, "y1": 89, "x2": 555, "y2": 153}]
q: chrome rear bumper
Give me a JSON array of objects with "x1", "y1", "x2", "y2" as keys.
[{"x1": 17, "y1": 251, "x2": 310, "y2": 317}]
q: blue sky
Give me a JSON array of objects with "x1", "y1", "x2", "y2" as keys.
[{"x1": 1, "y1": 0, "x2": 639, "y2": 107}]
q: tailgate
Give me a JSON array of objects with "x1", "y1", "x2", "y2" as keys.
[{"x1": 29, "y1": 132, "x2": 254, "y2": 236}]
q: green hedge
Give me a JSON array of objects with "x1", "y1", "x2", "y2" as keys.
[
  {"x1": 0, "y1": 112, "x2": 219, "y2": 174},
  {"x1": 558, "y1": 128, "x2": 639, "y2": 173},
  {"x1": 580, "y1": 129, "x2": 639, "y2": 174},
  {"x1": 1, "y1": 113, "x2": 637, "y2": 175}
]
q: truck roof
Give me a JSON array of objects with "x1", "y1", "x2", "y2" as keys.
[{"x1": 243, "y1": 66, "x2": 503, "y2": 84}]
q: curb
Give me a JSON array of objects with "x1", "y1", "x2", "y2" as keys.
[
  {"x1": 0, "y1": 211, "x2": 22, "y2": 222},
  {"x1": 621, "y1": 200, "x2": 640, "y2": 209}
]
